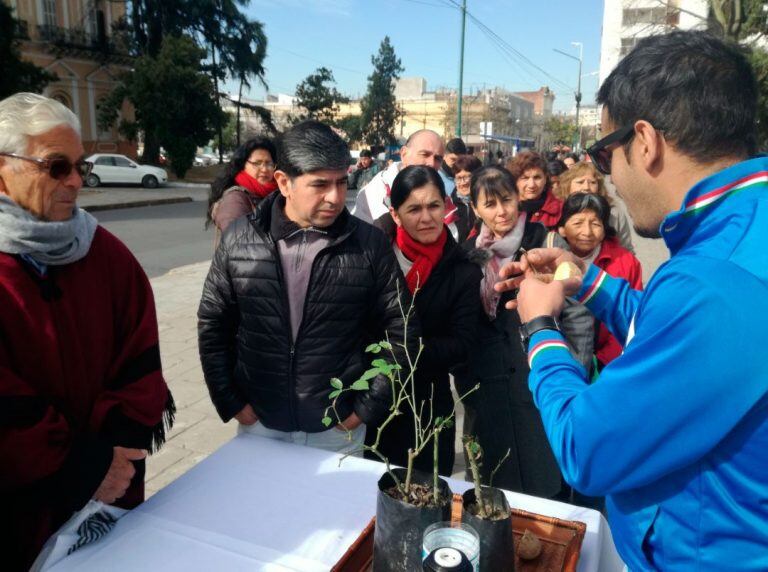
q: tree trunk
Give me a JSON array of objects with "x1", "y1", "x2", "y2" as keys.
[
  {"x1": 142, "y1": 130, "x2": 161, "y2": 165},
  {"x1": 237, "y1": 77, "x2": 243, "y2": 148},
  {"x1": 211, "y1": 43, "x2": 224, "y2": 164}
]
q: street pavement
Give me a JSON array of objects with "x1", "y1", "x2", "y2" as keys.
[{"x1": 81, "y1": 184, "x2": 670, "y2": 496}]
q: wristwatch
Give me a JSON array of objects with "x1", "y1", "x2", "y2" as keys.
[{"x1": 519, "y1": 315, "x2": 561, "y2": 352}]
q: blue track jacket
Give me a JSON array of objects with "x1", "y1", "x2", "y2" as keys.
[{"x1": 527, "y1": 157, "x2": 768, "y2": 570}]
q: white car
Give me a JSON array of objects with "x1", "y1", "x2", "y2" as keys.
[{"x1": 85, "y1": 154, "x2": 168, "y2": 188}]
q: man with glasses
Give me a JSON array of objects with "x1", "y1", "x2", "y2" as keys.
[
  {"x1": 0, "y1": 93, "x2": 174, "y2": 570},
  {"x1": 498, "y1": 31, "x2": 768, "y2": 569}
]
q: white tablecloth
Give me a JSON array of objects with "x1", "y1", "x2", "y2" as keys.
[{"x1": 50, "y1": 434, "x2": 625, "y2": 571}]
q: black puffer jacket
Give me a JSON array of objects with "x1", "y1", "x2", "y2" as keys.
[{"x1": 198, "y1": 192, "x2": 415, "y2": 432}]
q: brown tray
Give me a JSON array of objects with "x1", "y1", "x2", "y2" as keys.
[{"x1": 332, "y1": 494, "x2": 586, "y2": 571}]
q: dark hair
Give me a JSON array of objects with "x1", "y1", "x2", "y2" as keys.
[
  {"x1": 469, "y1": 165, "x2": 517, "y2": 207},
  {"x1": 390, "y1": 165, "x2": 446, "y2": 210},
  {"x1": 544, "y1": 151, "x2": 558, "y2": 162},
  {"x1": 206, "y1": 136, "x2": 277, "y2": 225},
  {"x1": 597, "y1": 30, "x2": 757, "y2": 163},
  {"x1": 453, "y1": 154, "x2": 482, "y2": 173},
  {"x1": 563, "y1": 152, "x2": 579, "y2": 162},
  {"x1": 277, "y1": 120, "x2": 350, "y2": 177},
  {"x1": 558, "y1": 192, "x2": 616, "y2": 238},
  {"x1": 547, "y1": 159, "x2": 568, "y2": 177},
  {"x1": 360, "y1": 149, "x2": 373, "y2": 158},
  {"x1": 446, "y1": 137, "x2": 468, "y2": 155}
]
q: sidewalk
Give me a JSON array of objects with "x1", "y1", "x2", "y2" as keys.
[{"x1": 78, "y1": 185, "x2": 209, "y2": 212}]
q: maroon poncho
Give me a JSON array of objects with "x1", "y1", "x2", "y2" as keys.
[{"x1": 0, "y1": 226, "x2": 174, "y2": 570}]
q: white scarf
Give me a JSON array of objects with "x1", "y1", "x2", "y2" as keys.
[
  {"x1": 0, "y1": 195, "x2": 97, "y2": 266},
  {"x1": 476, "y1": 213, "x2": 527, "y2": 318}
]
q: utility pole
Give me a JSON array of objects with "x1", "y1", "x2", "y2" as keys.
[
  {"x1": 554, "y1": 41, "x2": 583, "y2": 151},
  {"x1": 456, "y1": 0, "x2": 467, "y2": 137}
]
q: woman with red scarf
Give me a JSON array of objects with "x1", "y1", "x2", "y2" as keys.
[
  {"x1": 207, "y1": 137, "x2": 278, "y2": 242},
  {"x1": 367, "y1": 165, "x2": 482, "y2": 476}
]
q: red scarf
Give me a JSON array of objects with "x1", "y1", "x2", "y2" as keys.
[
  {"x1": 235, "y1": 170, "x2": 278, "y2": 198},
  {"x1": 396, "y1": 226, "x2": 448, "y2": 293}
]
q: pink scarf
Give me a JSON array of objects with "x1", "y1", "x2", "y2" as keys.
[{"x1": 476, "y1": 213, "x2": 527, "y2": 318}]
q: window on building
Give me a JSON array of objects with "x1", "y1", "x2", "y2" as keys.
[
  {"x1": 51, "y1": 92, "x2": 72, "y2": 110},
  {"x1": 42, "y1": 0, "x2": 57, "y2": 27},
  {"x1": 620, "y1": 37, "x2": 640, "y2": 56},
  {"x1": 622, "y1": 6, "x2": 679, "y2": 27}
]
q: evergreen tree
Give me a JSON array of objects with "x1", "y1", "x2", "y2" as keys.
[
  {"x1": 99, "y1": 36, "x2": 225, "y2": 178},
  {"x1": 0, "y1": 4, "x2": 56, "y2": 99},
  {"x1": 293, "y1": 67, "x2": 349, "y2": 124},
  {"x1": 360, "y1": 37, "x2": 404, "y2": 147}
]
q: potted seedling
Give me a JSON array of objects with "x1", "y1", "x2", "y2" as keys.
[
  {"x1": 323, "y1": 294, "x2": 477, "y2": 572},
  {"x1": 462, "y1": 435, "x2": 514, "y2": 571}
]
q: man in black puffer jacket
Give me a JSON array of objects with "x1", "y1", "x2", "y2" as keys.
[{"x1": 198, "y1": 121, "x2": 415, "y2": 452}]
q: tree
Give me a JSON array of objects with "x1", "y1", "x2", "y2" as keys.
[
  {"x1": 99, "y1": 36, "x2": 225, "y2": 178},
  {"x1": 293, "y1": 67, "x2": 349, "y2": 124},
  {"x1": 360, "y1": 37, "x2": 404, "y2": 147},
  {"x1": 336, "y1": 115, "x2": 364, "y2": 145},
  {"x1": 542, "y1": 116, "x2": 577, "y2": 149},
  {"x1": 0, "y1": 4, "x2": 56, "y2": 99}
]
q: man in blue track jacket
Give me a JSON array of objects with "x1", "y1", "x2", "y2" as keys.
[{"x1": 498, "y1": 31, "x2": 768, "y2": 570}]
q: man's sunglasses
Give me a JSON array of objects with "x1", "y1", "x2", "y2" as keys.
[
  {"x1": 586, "y1": 123, "x2": 635, "y2": 175},
  {"x1": 0, "y1": 152, "x2": 93, "y2": 180}
]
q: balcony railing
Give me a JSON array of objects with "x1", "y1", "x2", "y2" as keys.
[
  {"x1": 35, "y1": 24, "x2": 132, "y2": 58},
  {"x1": 14, "y1": 19, "x2": 30, "y2": 40}
]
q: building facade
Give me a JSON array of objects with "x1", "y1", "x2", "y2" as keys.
[
  {"x1": 599, "y1": 0, "x2": 708, "y2": 85},
  {"x1": 513, "y1": 87, "x2": 555, "y2": 118},
  {"x1": 7, "y1": 0, "x2": 136, "y2": 155}
]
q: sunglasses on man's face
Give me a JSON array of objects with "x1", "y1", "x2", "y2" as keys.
[
  {"x1": 0, "y1": 152, "x2": 93, "y2": 180},
  {"x1": 586, "y1": 123, "x2": 636, "y2": 175}
]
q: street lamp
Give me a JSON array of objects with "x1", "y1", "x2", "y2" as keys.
[{"x1": 554, "y1": 41, "x2": 583, "y2": 151}]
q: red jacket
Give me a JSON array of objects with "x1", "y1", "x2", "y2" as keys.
[
  {"x1": 529, "y1": 191, "x2": 563, "y2": 229},
  {"x1": 593, "y1": 237, "x2": 643, "y2": 365}
]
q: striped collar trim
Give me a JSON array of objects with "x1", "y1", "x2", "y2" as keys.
[
  {"x1": 528, "y1": 339, "x2": 570, "y2": 368},
  {"x1": 683, "y1": 171, "x2": 768, "y2": 216}
]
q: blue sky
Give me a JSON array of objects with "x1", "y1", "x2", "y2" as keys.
[{"x1": 235, "y1": 0, "x2": 605, "y2": 112}]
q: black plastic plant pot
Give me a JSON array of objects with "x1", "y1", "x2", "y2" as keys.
[
  {"x1": 461, "y1": 487, "x2": 514, "y2": 572},
  {"x1": 373, "y1": 468, "x2": 452, "y2": 572}
]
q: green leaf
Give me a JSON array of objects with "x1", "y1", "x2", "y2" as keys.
[
  {"x1": 371, "y1": 358, "x2": 390, "y2": 368},
  {"x1": 321, "y1": 416, "x2": 333, "y2": 427},
  {"x1": 380, "y1": 341, "x2": 392, "y2": 350},
  {"x1": 359, "y1": 368, "x2": 381, "y2": 382},
  {"x1": 393, "y1": 364, "x2": 402, "y2": 370},
  {"x1": 365, "y1": 343, "x2": 381, "y2": 354},
  {"x1": 350, "y1": 379, "x2": 370, "y2": 391},
  {"x1": 329, "y1": 389, "x2": 342, "y2": 399},
  {"x1": 330, "y1": 378, "x2": 343, "y2": 390},
  {"x1": 469, "y1": 442, "x2": 481, "y2": 455}
]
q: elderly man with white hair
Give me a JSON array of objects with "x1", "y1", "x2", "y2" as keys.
[{"x1": 0, "y1": 93, "x2": 174, "y2": 571}]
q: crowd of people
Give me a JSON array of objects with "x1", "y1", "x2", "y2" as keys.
[{"x1": 2, "y1": 29, "x2": 768, "y2": 572}]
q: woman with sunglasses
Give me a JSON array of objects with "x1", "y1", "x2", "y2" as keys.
[
  {"x1": 367, "y1": 165, "x2": 482, "y2": 476},
  {"x1": 451, "y1": 154, "x2": 483, "y2": 242},
  {"x1": 554, "y1": 161, "x2": 635, "y2": 252},
  {"x1": 557, "y1": 193, "x2": 643, "y2": 370},
  {"x1": 207, "y1": 137, "x2": 278, "y2": 243},
  {"x1": 456, "y1": 165, "x2": 593, "y2": 498},
  {"x1": 506, "y1": 151, "x2": 563, "y2": 229}
]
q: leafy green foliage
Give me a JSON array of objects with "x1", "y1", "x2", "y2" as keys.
[
  {"x1": 293, "y1": 67, "x2": 349, "y2": 124},
  {"x1": 0, "y1": 4, "x2": 56, "y2": 99},
  {"x1": 99, "y1": 36, "x2": 224, "y2": 177},
  {"x1": 360, "y1": 37, "x2": 404, "y2": 147}
]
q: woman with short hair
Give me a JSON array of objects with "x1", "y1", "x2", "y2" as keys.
[
  {"x1": 555, "y1": 161, "x2": 635, "y2": 252},
  {"x1": 456, "y1": 165, "x2": 593, "y2": 497},
  {"x1": 367, "y1": 165, "x2": 482, "y2": 476},
  {"x1": 506, "y1": 151, "x2": 563, "y2": 228},
  {"x1": 451, "y1": 154, "x2": 483, "y2": 242}
]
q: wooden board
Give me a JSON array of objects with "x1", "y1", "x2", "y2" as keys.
[{"x1": 333, "y1": 494, "x2": 586, "y2": 571}]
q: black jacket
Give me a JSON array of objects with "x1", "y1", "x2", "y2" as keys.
[
  {"x1": 451, "y1": 190, "x2": 477, "y2": 243},
  {"x1": 198, "y1": 192, "x2": 416, "y2": 432},
  {"x1": 368, "y1": 233, "x2": 483, "y2": 474},
  {"x1": 457, "y1": 221, "x2": 594, "y2": 497}
]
